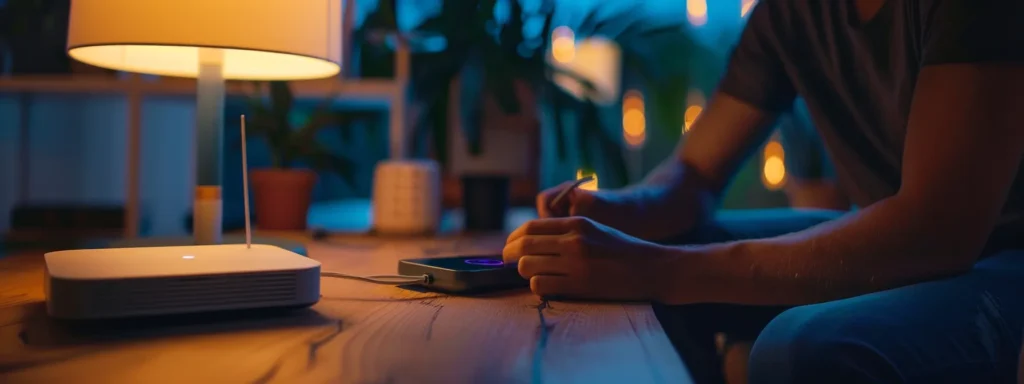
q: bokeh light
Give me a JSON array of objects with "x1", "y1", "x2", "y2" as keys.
[
  {"x1": 623, "y1": 90, "x2": 644, "y2": 110},
  {"x1": 683, "y1": 105, "x2": 703, "y2": 133},
  {"x1": 764, "y1": 140, "x2": 784, "y2": 160},
  {"x1": 687, "y1": 0, "x2": 708, "y2": 27},
  {"x1": 763, "y1": 156, "x2": 786, "y2": 189},
  {"x1": 683, "y1": 89, "x2": 706, "y2": 133},
  {"x1": 576, "y1": 169, "x2": 599, "y2": 191},
  {"x1": 622, "y1": 90, "x2": 646, "y2": 148},
  {"x1": 623, "y1": 109, "x2": 646, "y2": 137},
  {"x1": 741, "y1": 0, "x2": 758, "y2": 18},
  {"x1": 551, "y1": 26, "x2": 576, "y2": 63},
  {"x1": 762, "y1": 138, "x2": 786, "y2": 189}
]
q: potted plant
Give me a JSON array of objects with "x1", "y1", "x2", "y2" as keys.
[
  {"x1": 242, "y1": 81, "x2": 375, "y2": 230},
  {"x1": 361, "y1": 0, "x2": 708, "y2": 231}
]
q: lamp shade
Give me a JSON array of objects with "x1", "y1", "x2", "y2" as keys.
[{"x1": 67, "y1": 0, "x2": 342, "y2": 80}]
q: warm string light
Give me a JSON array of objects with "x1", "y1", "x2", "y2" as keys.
[
  {"x1": 741, "y1": 0, "x2": 758, "y2": 18},
  {"x1": 622, "y1": 90, "x2": 646, "y2": 148},
  {"x1": 551, "y1": 26, "x2": 576, "y2": 64},
  {"x1": 683, "y1": 106, "x2": 702, "y2": 133},
  {"x1": 687, "y1": 0, "x2": 708, "y2": 27},
  {"x1": 576, "y1": 169, "x2": 599, "y2": 191},
  {"x1": 683, "y1": 90, "x2": 706, "y2": 133},
  {"x1": 762, "y1": 136, "x2": 786, "y2": 190}
]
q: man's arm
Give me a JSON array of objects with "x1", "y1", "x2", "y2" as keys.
[
  {"x1": 624, "y1": 0, "x2": 795, "y2": 236},
  {"x1": 638, "y1": 92, "x2": 778, "y2": 194},
  {"x1": 642, "y1": 1, "x2": 792, "y2": 194},
  {"x1": 661, "y1": 64, "x2": 1024, "y2": 306}
]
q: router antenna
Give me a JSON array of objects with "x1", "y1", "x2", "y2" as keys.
[{"x1": 240, "y1": 115, "x2": 252, "y2": 249}]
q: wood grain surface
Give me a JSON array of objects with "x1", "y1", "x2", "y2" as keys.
[{"x1": 0, "y1": 235, "x2": 691, "y2": 384}]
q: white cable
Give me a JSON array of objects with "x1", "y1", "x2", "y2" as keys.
[{"x1": 320, "y1": 271, "x2": 431, "y2": 285}]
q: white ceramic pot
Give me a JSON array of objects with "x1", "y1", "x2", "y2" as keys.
[{"x1": 371, "y1": 159, "x2": 442, "y2": 235}]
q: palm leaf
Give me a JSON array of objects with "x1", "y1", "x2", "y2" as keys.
[
  {"x1": 483, "y1": 50, "x2": 521, "y2": 115},
  {"x1": 303, "y1": 142, "x2": 356, "y2": 186},
  {"x1": 398, "y1": 0, "x2": 699, "y2": 186},
  {"x1": 268, "y1": 81, "x2": 294, "y2": 120},
  {"x1": 458, "y1": 50, "x2": 487, "y2": 156},
  {"x1": 549, "y1": 89, "x2": 570, "y2": 160}
]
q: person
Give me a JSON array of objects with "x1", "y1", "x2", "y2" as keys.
[
  {"x1": 779, "y1": 98, "x2": 851, "y2": 211},
  {"x1": 502, "y1": 0, "x2": 1024, "y2": 383}
]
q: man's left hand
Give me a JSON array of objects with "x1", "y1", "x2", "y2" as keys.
[{"x1": 502, "y1": 217, "x2": 675, "y2": 301}]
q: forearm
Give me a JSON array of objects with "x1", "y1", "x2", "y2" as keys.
[
  {"x1": 614, "y1": 93, "x2": 778, "y2": 239},
  {"x1": 642, "y1": 93, "x2": 776, "y2": 193},
  {"x1": 619, "y1": 160, "x2": 718, "y2": 239},
  {"x1": 660, "y1": 195, "x2": 979, "y2": 306}
]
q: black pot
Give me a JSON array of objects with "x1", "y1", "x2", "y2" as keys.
[{"x1": 462, "y1": 175, "x2": 510, "y2": 232}]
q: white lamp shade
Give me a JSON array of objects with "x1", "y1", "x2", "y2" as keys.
[{"x1": 67, "y1": 0, "x2": 343, "y2": 80}]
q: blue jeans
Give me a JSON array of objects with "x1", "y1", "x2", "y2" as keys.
[{"x1": 655, "y1": 209, "x2": 1024, "y2": 384}]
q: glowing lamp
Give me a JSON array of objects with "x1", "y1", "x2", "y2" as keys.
[{"x1": 67, "y1": 0, "x2": 343, "y2": 244}]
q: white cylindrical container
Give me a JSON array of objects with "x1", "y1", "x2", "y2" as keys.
[
  {"x1": 193, "y1": 186, "x2": 223, "y2": 244},
  {"x1": 372, "y1": 160, "x2": 442, "y2": 235}
]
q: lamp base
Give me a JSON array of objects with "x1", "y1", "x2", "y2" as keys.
[
  {"x1": 101, "y1": 234, "x2": 307, "y2": 256},
  {"x1": 193, "y1": 186, "x2": 223, "y2": 245}
]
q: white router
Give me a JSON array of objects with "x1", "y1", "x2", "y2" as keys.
[{"x1": 44, "y1": 116, "x2": 321, "y2": 320}]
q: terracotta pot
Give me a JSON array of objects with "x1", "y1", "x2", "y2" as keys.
[{"x1": 249, "y1": 169, "x2": 317, "y2": 231}]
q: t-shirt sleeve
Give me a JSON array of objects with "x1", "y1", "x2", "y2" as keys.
[
  {"x1": 718, "y1": 1, "x2": 797, "y2": 113},
  {"x1": 919, "y1": 0, "x2": 1024, "y2": 66}
]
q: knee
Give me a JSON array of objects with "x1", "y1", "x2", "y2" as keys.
[{"x1": 747, "y1": 305, "x2": 884, "y2": 384}]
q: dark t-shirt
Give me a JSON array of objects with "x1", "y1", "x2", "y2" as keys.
[{"x1": 719, "y1": 0, "x2": 1024, "y2": 253}]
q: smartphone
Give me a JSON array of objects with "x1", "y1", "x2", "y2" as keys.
[{"x1": 397, "y1": 255, "x2": 528, "y2": 294}]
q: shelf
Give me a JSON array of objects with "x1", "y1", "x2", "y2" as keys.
[{"x1": 0, "y1": 75, "x2": 400, "y2": 101}]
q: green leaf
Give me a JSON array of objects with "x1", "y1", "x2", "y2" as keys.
[
  {"x1": 549, "y1": 89, "x2": 570, "y2": 161},
  {"x1": 576, "y1": 102, "x2": 596, "y2": 170},
  {"x1": 598, "y1": 131, "x2": 631, "y2": 187},
  {"x1": 268, "y1": 81, "x2": 294, "y2": 120},
  {"x1": 646, "y1": 74, "x2": 689, "y2": 138},
  {"x1": 304, "y1": 143, "x2": 356, "y2": 186},
  {"x1": 372, "y1": 0, "x2": 398, "y2": 31},
  {"x1": 484, "y1": 63, "x2": 521, "y2": 114},
  {"x1": 429, "y1": 87, "x2": 450, "y2": 169},
  {"x1": 576, "y1": 8, "x2": 604, "y2": 36},
  {"x1": 459, "y1": 51, "x2": 487, "y2": 156}
]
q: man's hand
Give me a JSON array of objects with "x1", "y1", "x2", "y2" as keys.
[
  {"x1": 535, "y1": 180, "x2": 713, "y2": 240},
  {"x1": 502, "y1": 216, "x2": 676, "y2": 301}
]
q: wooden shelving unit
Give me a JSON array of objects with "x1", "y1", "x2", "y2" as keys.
[
  {"x1": 0, "y1": 74, "x2": 399, "y2": 100},
  {"x1": 0, "y1": 0, "x2": 415, "y2": 240}
]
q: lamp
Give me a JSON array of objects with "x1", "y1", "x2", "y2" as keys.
[{"x1": 67, "y1": 0, "x2": 342, "y2": 245}]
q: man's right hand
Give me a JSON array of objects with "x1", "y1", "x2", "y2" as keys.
[
  {"x1": 535, "y1": 93, "x2": 778, "y2": 241},
  {"x1": 535, "y1": 181, "x2": 700, "y2": 241}
]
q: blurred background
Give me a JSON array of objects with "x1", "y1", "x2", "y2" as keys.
[{"x1": 0, "y1": 0, "x2": 842, "y2": 244}]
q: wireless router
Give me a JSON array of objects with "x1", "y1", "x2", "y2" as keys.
[{"x1": 44, "y1": 116, "x2": 322, "y2": 320}]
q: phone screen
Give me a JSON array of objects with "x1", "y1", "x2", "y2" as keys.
[{"x1": 411, "y1": 256, "x2": 510, "y2": 272}]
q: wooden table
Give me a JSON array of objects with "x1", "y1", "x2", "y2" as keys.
[{"x1": 0, "y1": 235, "x2": 691, "y2": 383}]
